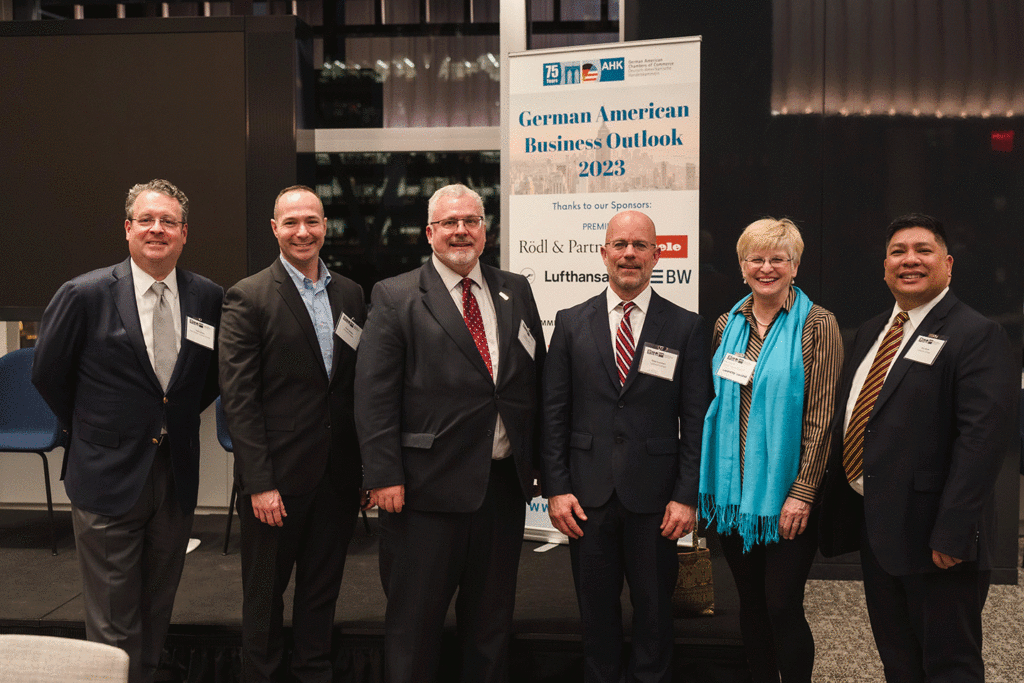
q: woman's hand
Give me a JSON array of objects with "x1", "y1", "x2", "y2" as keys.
[{"x1": 779, "y1": 496, "x2": 811, "y2": 540}]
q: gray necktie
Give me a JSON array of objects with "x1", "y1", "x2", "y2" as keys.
[{"x1": 151, "y1": 281, "x2": 176, "y2": 392}]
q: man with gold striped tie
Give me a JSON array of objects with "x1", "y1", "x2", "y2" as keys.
[{"x1": 821, "y1": 213, "x2": 1018, "y2": 683}]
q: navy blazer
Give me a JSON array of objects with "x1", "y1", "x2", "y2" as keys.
[
  {"x1": 819, "y1": 291, "x2": 1018, "y2": 574},
  {"x1": 540, "y1": 289, "x2": 712, "y2": 514},
  {"x1": 355, "y1": 262, "x2": 546, "y2": 512},
  {"x1": 33, "y1": 258, "x2": 222, "y2": 517}
]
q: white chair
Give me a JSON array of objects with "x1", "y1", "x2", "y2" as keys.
[{"x1": 0, "y1": 634, "x2": 129, "y2": 683}]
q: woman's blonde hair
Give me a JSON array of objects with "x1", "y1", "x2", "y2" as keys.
[{"x1": 735, "y1": 217, "x2": 804, "y2": 268}]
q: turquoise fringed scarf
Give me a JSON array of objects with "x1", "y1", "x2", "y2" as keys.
[{"x1": 699, "y1": 287, "x2": 811, "y2": 552}]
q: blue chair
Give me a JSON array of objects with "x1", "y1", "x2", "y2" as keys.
[
  {"x1": 215, "y1": 396, "x2": 238, "y2": 555},
  {"x1": 0, "y1": 348, "x2": 66, "y2": 555}
]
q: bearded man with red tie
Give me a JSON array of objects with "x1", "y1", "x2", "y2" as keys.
[{"x1": 354, "y1": 184, "x2": 546, "y2": 683}]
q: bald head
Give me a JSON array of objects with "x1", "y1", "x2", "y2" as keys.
[{"x1": 601, "y1": 211, "x2": 661, "y2": 300}]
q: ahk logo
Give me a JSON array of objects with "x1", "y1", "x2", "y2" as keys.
[{"x1": 600, "y1": 57, "x2": 625, "y2": 81}]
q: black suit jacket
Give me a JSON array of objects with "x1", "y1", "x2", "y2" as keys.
[
  {"x1": 218, "y1": 258, "x2": 365, "y2": 496},
  {"x1": 540, "y1": 289, "x2": 711, "y2": 514},
  {"x1": 819, "y1": 291, "x2": 1018, "y2": 574},
  {"x1": 354, "y1": 262, "x2": 546, "y2": 512},
  {"x1": 32, "y1": 258, "x2": 222, "y2": 517}
]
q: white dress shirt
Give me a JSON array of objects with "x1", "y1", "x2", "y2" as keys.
[
  {"x1": 432, "y1": 254, "x2": 510, "y2": 460},
  {"x1": 844, "y1": 287, "x2": 949, "y2": 495}
]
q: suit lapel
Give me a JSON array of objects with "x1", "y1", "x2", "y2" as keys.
[
  {"x1": 419, "y1": 263, "x2": 494, "y2": 383},
  {"x1": 168, "y1": 269, "x2": 198, "y2": 390},
  {"x1": 327, "y1": 276, "x2": 348, "y2": 384},
  {"x1": 273, "y1": 259, "x2": 329, "y2": 380},
  {"x1": 588, "y1": 292, "x2": 619, "y2": 389},
  {"x1": 110, "y1": 259, "x2": 163, "y2": 392},
  {"x1": 482, "y1": 265, "x2": 516, "y2": 385},
  {"x1": 871, "y1": 292, "x2": 956, "y2": 418}
]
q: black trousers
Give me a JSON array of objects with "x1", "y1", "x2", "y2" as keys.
[
  {"x1": 238, "y1": 475, "x2": 359, "y2": 683},
  {"x1": 717, "y1": 509, "x2": 820, "y2": 683},
  {"x1": 860, "y1": 525, "x2": 989, "y2": 683},
  {"x1": 378, "y1": 457, "x2": 525, "y2": 683},
  {"x1": 569, "y1": 493, "x2": 679, "y2": 683}
]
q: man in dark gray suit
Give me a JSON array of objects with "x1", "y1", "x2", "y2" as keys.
[
  {"x1": 33, "y1": 179, "x2": 222, "y2": 683},
  {"x1": 354, "y1": 183, "x2": 545, "y2": 683},
  {"x1": 219, "y1": 185, "x2": 365, "y2": 683},
  {"x1": 541, "y1": 210, "x2": 711, "y2": 683}
]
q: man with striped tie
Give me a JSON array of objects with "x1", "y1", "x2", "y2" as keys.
[
  {"x1": 541, "y1": 210, "x2": 712, "y2": 683},
  {"x1": 820, "y1": 213, "x2": 1018, "y2": 683}
]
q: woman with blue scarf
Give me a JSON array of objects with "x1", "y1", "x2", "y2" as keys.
[{"x1": 700, "y1": 218, "x2": 842, "y2": 683}]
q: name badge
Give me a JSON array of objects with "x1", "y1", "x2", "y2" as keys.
[
  {"x1": 904, "y1": 334, "x2": 946, "y2": 365},
  {"x1": 716, "y1": 353, "x2": 756, "y2": 385},
  {"x1": 639, "y1": 343, "x2": 679, "y2": 380},
  {"x1": 185, "y1": 317, "x2": 215, "y2": 350},
  {"x1": 335, "y1": 313, "x2": 362, "y2": 350},
  {"x1": 518, "y1": 319, "x2": 536, "y2": 360}
]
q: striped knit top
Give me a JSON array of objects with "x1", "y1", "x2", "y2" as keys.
[{"x1": 712, "y1": 288, "x2": 843, "y2": 504}]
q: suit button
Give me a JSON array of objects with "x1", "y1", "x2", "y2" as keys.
[
  {"x1": 163, "y1": 397, "x2": 169, "y2": 404},
  {"x1": 152, "y1": 438, "x2": 159, "y2": 444},
  {"x1": 487, "y1": 429, "x2": 494, "y2": 437},
  {"x1": 494, "y1": 393, "x2": 500, "y2": 400},
  {"x1": 617, "y1": 401, "x2": 625, "y2": 408},
  {"x1": 615, "y1": 436, "x2": 624, "y2": 444}
]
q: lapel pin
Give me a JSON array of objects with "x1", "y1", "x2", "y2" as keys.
[{"x1": 499, "y1": 292, "x2": 510, "y2": 301}]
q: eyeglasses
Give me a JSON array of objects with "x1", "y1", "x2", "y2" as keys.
[
  {"x1": 429, "y1": 216, "x2": 484, "y2": 230},
  {"x1": 132, "y1": 217, "x2": 183, "y2": 230},
  {"x1": 605, "y1": 240, "x2": 655, "y2": 253},
  {"x1": 743, "y1": 257, "x2": 792, "y2": 267}
]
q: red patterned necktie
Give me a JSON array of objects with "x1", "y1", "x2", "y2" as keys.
[
  {"x1": 615, "y1": 301, "x2": 636, "y2": 386},
  {"x1": 842, "y1": 311, "x2": 910, "y2": 483},
  {"x1": 461, "y1": 278, "x2": 493, "y2": 377}
]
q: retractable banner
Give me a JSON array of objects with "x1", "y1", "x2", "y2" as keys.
[{"x1": 507, "y1": 37, "x2": 701, "y2": 543}]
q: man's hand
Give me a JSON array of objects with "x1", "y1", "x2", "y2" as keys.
[
  {"x1": 371, "y1": 485, "x2": 405, "y2": 513},
  {"x1": 932, "y1": 549, "x2": 963, "y2": 569},
  {"x1": 548, "y1": 493, "x2": 587, "y2": 539},
  {"x1": 778, "y1": 496, "x2": 811, "y2": 540},
  {"x1": 359, "y1": 489, "x2": 374, "y2": 511},
  {"x1": 660, "y1": 501, "x2": 696, "y2": 540},
  {"x1": 251, "y1": 489, "x2": 286, "y2": 527}
]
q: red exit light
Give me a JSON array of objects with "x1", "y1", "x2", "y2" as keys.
[{"x1": 991, "y1": 130, "x2": 1014, "y2": 152}]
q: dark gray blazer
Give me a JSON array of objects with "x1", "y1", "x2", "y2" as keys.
[
  {"x1": 33, "y1": 258, "x2": 222, "y2": 516},
  {"x1": 219, "y1": 258, "x2": 365, "y2": 496},
  {"x1": 355, "y1": 261, "x2": 546, "y2": 512},
  {"x1": 540, "y1": 289, "x2": 711, "y2": 514}
]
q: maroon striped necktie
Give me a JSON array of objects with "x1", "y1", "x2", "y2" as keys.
[
  {"x1": 615, "y1": 301, "x2": 636, "y2": 386},
  {"x1": 842, "y1": 311, "x2": 909, "y2": 483}
]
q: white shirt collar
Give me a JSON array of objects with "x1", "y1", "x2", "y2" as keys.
[
  {"x1": 605, "y1": 284, "x2": 652, "y2": 314},
  {"x1": 130, "y1": 258, "x2": 178, "y2": 301},
  {"x1": 889, "y1": 286, "x2": 949, "y2": 328},
  {"x1": 432, "y1": 253, "x2": 485, "y2": 294}
]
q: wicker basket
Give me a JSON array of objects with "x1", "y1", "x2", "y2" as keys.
[{"x1": 672, "y1": 532, "x2": 714, "y2": 617}]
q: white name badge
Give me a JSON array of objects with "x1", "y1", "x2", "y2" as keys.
[
  {"x1": 518, "y1": 319, "x2": 536, "y2": 360},
  {"x1": 904, "y1": 334, "x2": 946, "y2": 365},
  {"x1": 185, "y1": 317, "x2": 215, "y2": 349},
  {"x1": 639, "y1": 343, "x2": 679, "y2": 380},
  {"x1": 335, "y1": 313, "x2": 362, "y2": 350},
  {"x1": 716, "y1": 353, "x2": 756, "y2": 385}
]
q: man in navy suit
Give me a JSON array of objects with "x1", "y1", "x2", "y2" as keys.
[
  {"x1": 33, "y1": 179, "x2": 222, "y2": 683},
  {"x1": 820, "y1": 213, "x2": 1018, "y2": 682},
  {"x1": 355, "y1": 183, "x2": 545, "y2": 683},
  {"x1": 541, "y1": 210, "x2": 711, "y2": 683}
]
